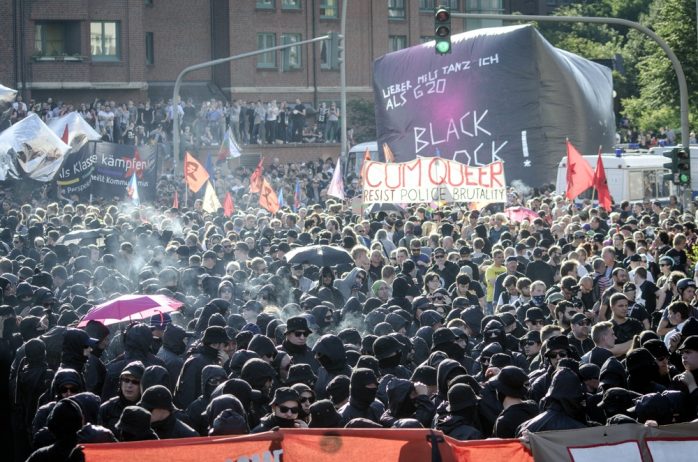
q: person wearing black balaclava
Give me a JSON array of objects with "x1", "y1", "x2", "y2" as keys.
[
  {"x1": 156, "y1": 324, "x2": 190, "y2": 384},
  {"x1": 516, "y1": 367, "x2": 590, "y2": 435},
  {"x1": 102, "y1": 323, "x2": 165, "y2": 401},
  {"x1": 252, "y1": 387, "x2": 306, "y2": 433},
  {"x1": 13, "y1": 338, "x2": 53, "y2": 462},
  {"x1": 338, "y1": 368, "x2": 384, "y2": 424},
  {"x1": 184, "y1": 365, "x2": 226, "y2": 434},
  {"x1": 312, "y1": 334, "x2": 352, "y2": 399},
  {"x1": 374, "y1": 335, "x2": 411, "y2": 379},
  {"x1": 240, "y1": 358, "x2": 276, "y2": 428},
  {"x1": 433, "y1": 359, "x2": 467, "y2": 410},
  {"x1": 204, "y1": 394, "x2": 249, "y2": 436},
  {"x1": 435, "y1": 384, "x2": 482, "y2": 440},
  {"x1": 174, "y1": 326, "x2": 230, "y2": 409},
  {"x1": 26, "y1": 398, "x2": 83, "y2": 462},
  {"x1": 472, "y1": 319, "x2": 528, "y2": 373},
  {"x1": 380, "y1": 377, "x2": 435, "y2": 428},
  {"x1": 529, "y1": 335, "x2": 574, "y2": 402},
  {"x1": 83, "y1": 320, "x2": 110, "y2": 395},
  {"x1": 625, "y1": 348, "x2": 666, "y2": 394},
  {"x1": 59, "y1": 328, "x2": 97, "y2": 382}
]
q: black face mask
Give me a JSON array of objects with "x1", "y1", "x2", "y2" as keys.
[
  {"x1": 379, "y1": 352, "x2": 401, "y2": 369},
  {"x1": 442, "y1": 342, "x2": 465, "y2": 360},
  {"x1": 273, "y1": 414, "x2": 296, "y2": 428},
  {"x1": 317, "y1": 354, "x2": 334, "y2": 370}
]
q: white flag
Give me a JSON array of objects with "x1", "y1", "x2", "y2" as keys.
[
  {"x1": 327, "y1": 157, "x2": 345, "y2": 200},
  {"x1": 202, "y1": 180, "x2": 222, "y2": 213},
  {"x1": 127, "y1": 173, "x2": 140, "y2": 206}
]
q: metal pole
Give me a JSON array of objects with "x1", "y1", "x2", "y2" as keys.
[
  {"x1": 340, "y1": 0, "x2": 348, "y2": 164},
  {"x1": 451, "y1": 13, "x2": 690, "y2": 152},
  {"x1": 172, "y1": 35, "x2": 330, "y2": 173}
]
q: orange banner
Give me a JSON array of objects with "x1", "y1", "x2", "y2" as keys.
[
  {"x1": 82, "y1": 429, "x2": 532, "y2": 462},
  {"x1": 184, "y1": 152, "x2": 209, "y2": 193}
]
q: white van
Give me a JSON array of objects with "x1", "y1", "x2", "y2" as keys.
[
  {"x1": 555, "y1": 152, "x2": 676, "y2": 203},
  {"x1": 343, "y1": 141, "x2": 378, "y2": 181}
]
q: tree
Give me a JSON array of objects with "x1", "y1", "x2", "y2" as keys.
[{"x1": 347, "y1": 98, "x2": 376, "y2": 143}]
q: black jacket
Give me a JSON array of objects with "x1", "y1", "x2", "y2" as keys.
[
  {"x1": 151, "y1": 413, "x2": 199, "y2": 439},
  {"x1": 313, "y1": 335, "x2": 352, "y2": 399},
  {"x1": 380, "y1": 378, "x2": 435, "y2": 428},
  {"x1": 278, "y1": 339, "x2": 320, "y2": 374},
  {"x1": 435, "y1": 414, "x2": 482, "y2": 440},
  {"x1": 174, "y1": 344, "x2": 220, "y2": 409},
  {"x1": 492, "y1": 401, "x2": 539, "y2": 438},
  {"x1": 98, "y1": 394, "x2": 139, "y2": 435},
  {"x1": 156, "y1": 325, "x2": 189, "y2": 384}
]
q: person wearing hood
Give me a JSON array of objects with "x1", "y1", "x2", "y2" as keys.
[
  {"x1": 13, "y1": 338, "x2": 53, "y2": 462},
  {"x1": 374, "y1": 335, "x2": 412, "y2": 381},
  {"x1": 139, "y1": 385, "x2": 198, "y2": 439},
  {"x1": 59, "y1": 328, "x2": 97, "y2": 381},
  {"x1": 490, "y1": 366, "x2": 539, "y2": 438},
  {"x1": 205, "y1": 394, "x2": 249, "y2": 436},
  {"x1": 98, "y1": 361, "x2": 144, "y2": 435},
  {"x1": 313, "y1": 334, "x2": 352, "y2": 399},
  {"x1": 473, "y1": 319, "x2": 528, "y2": 373},
  {"x1": 210, "y1": 378, "x2": 263, "y2": 427},
  {"x1": 83, "y1": 321, "x2": 110, "y2": 395},
  {"x1": 529, "y1": 335, "x2": 574, "y2": 402},
  {"x1": 240, "y1": 358, "x2": 276, "y2": 428},
  {"x1": 157, "y1": 324, "x2": 190, "y2": 384},
  {"x1": 338, "y1": 368, "x2": 384, "y2": 424},
  {"x1": 435, "y1": 383, "x2": 482, "y2": 440},
  {"x1": 310, "y1": 303, "x2": 336, "y2": 335},
  {"x1": 433, "y1": 359, "x2": 467, "y2": 410},
  {"x1": 141, "y1": 365, "x2": 171, "y2": 393},
  {"x1": 278, "y1": 316, "x2": 320, "y2": 374},
  {"x1": 114, "y1": 406, "x2": 159, "y2": 442},
  {"x1": 626, "y1": 348, "x2": 666, "y2": 394},
  {"x1": 333, "y1": 267, "x2": 368, "y2": 304},
  {"x1": 102, "y1": 323, "x2": 165, "y2": 401},
  {"x1": 26, "y1": 398, "x2": 83, "y2": 462},
  {"x1": 174, "y1": 325, "x2": 230, "y2": 409},
  {"x1": 307, "y1": 267, "x2": 344, "y2": 308},
  {"x1": 516, "y1": 367, "x2": 590, "y2": 435},
  {"x1": 379, "y1": 377, "x2": 435, "y2": 428},
  {"x1": 252, "y1": 387, "x2": 307, "y2": 433},
  {"x1": 184, "y1": 365, "x2": 226, "y2": 434}
]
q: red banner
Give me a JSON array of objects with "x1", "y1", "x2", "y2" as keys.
[{"x1": 82, "y1": 429, "x2": 532, "y2": 462}]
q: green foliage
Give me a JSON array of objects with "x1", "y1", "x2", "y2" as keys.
[{"x1": 347, "y1": 98, "x2": 376, "y2": 143}]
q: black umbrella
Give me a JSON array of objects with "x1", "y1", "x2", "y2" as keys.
[
  {"x1": 285, "y1": 245, "x2": 353, "y2": 267},
  {"x1": 364, "y1": 203, "x2": 406, "y2": 215},
  {"x1": 58, "y1": 228, "x2": 110, "y2": 245}
]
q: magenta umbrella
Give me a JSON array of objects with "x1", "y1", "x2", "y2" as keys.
[
  {"x1": 78, "y1": 294, "x2": 183, "y2": 327},
  {"x1": 504, "y1": 206, "x2": 540, "y2": 223}
]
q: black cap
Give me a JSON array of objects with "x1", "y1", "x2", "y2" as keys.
[
  {"x1": 202, "y1": 326, "x2": 231, "y2": 344},
  {"x1": 308, "y1": 399, "x2": 342, "y2": 428},
  {"x1": 579, "y1": 363, "x2": 600, "y2": 381},
  {"x1": 373, "y1": 335, "x2": 403, "y2": 360},
  {"x1": 285, "y1": 316, "x2": 312, "y2": 334},
  {"x1": 490, "y1": 366, "x2": 529, "y2": 399},
  {"x1": 120, "y1": 361, "x2": 145, "y2": 380},
  {"x1": 138, "y1": 385, "x2": 174, "y2": 412},
  {"x1": 270, "y1": 387, "x2": 300, "y2": 406},
  {"x1": 679, "y1": 335, "x2": 698, "y2": 352},
  {"x1": 446, "y1": 384, "x2": 479, "y2": 412},
  {"x1": 432, "y1": 327, "x2": 457, "y2": 346},
  {"x1": 525, "y1": 307, "x2": 545, "y2": 322}
]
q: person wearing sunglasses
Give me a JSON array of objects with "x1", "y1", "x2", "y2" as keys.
[
  {"x1": 252, "y1": 387, "x2": 306, "y2": 432},
  {"x1": 290, "y1": 383, "x2": 316, "y2": 423},
  {"x1": 99, "y1": 361, "x2": 144, "y2": 435},
  {"x1": 278, "y1": 316, "x2": 320, "y2": 373},
  {"x1": 568, "y1": 313, "x2": 594, "y2": 356}
]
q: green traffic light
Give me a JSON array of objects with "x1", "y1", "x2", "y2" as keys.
[
  {"x1": 435, "y1": 41, "x2": 451, "y2": 54},
  {"x1": 680, "y1": 173, "x2": 690, "y2": 184}
]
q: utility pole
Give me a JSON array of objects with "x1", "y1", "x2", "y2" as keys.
[{"x1": 172, "y1": 35, "x2": 330, "y2": 173}]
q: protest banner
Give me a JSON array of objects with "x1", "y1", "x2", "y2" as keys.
[
  {"x1": 362, "y1": 157, "x2": 506, "y2": 205},
  {"x1": 56, "y1": 141, "x2": 159, "y2": 201},
  {"x1": 372, "y1": 24, "x2": 615, "y2": 187}
]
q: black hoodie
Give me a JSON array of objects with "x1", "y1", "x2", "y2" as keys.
[
  {"x1": 157, "y1": 324, "x2": 188, "y2": 383},
  {"x1": 312, "y1": 334, "x2": 352, "y2": 399},
  {"x1": 59, "y1": 329, "x2": 91, "y2": 376},
  {"x1": 379, "y1": 378, "x2": 435, "y2": 428},
  {"x1": 185, "y1": 365, "x2": 227, "y2": 434},
  {"x1": 339, "y1": 368, "x2": 385, "y2": 424}
]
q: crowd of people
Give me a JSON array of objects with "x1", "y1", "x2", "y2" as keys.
[
  {"x1": 7, "y1": 95, "x2": 341, "y2": 149},
  {"x1": 0, "y1": 175, "x2": 697, "y2": 461}
]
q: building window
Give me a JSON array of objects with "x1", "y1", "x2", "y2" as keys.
[
  {"x1": 256, "y1": 0, "x2": 275, "y2": 9},
  {"x1": 282, "y1": 0, "x2": 301, "y2": 9},
  {"x1": 466, "y1": 0, "x2": 502, "y2": 13},
  {"x1": 388, "y1": 0, "x2": 405, "y2": 19},
  {"x1": 389, "y1": 35, "x2": 407, "y2": 52},
  {"x1": 90, "y1": 21, "x2": 120, "y2": 61},
  {"x1": 320, "y1": 0, "x2": 338, "y2": 18},
  {"x1": 420, "y1": 0, "x2": 458, "y2": 10},
  {"x1": 257, "y1": 33, "x2": 276, "y2": 68},
  {"x1": 281, "y1": 33, "x2": 302, "y2": 70},
  {"x1": 145, "y1": 32, "x2": 154, "y2": 65},
  {"x1": 34, "y1": 21, "x2": 81, "y2": 57}
]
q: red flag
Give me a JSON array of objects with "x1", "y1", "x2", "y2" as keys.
[
  {"x1": 594, "y1": 150, "x2": 612, "y2": 211},
  {"x1": 258, "y1": 177, "x2": 280, "y2": 214},
  {"x1": 565, "y1": 140, "x2": 594, "y2": 200},
  {"x1": 61, "y1": 124, "x2": 69, "y2": 144},
  {"x1": 184, "y1": 152, "x2": 209, "y2": 193},
  {"x1": 172, "y1": 190, "x2": 179, "y2": 209},
  {"x1": 223, "y1": 192, "x2": 234, "y2": 217},
  {"x1": 250, "y1": 157, "x2": 264, "y2": 193}
]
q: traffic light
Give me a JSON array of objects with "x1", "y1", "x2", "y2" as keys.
[
  {"x1": 434, "y1": 6, "x2": 451, "y2": 55},
  {"x1": 662, "y1": 148, "x2": 676, "y2": 184},
  {"x1": 327, "y1": 31, "x2": 343, "y2": 70},
  {"x1": 675, "y1": 146, "x2": 691, "y2": 186}
]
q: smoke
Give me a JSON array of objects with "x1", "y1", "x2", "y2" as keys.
[{"x1": 510, "y1": 179, "x2": 533, "y2": 198}]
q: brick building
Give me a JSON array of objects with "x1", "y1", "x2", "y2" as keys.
[{"x1": 0, "y1": 0, "x2": 569, "y2": 106}]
